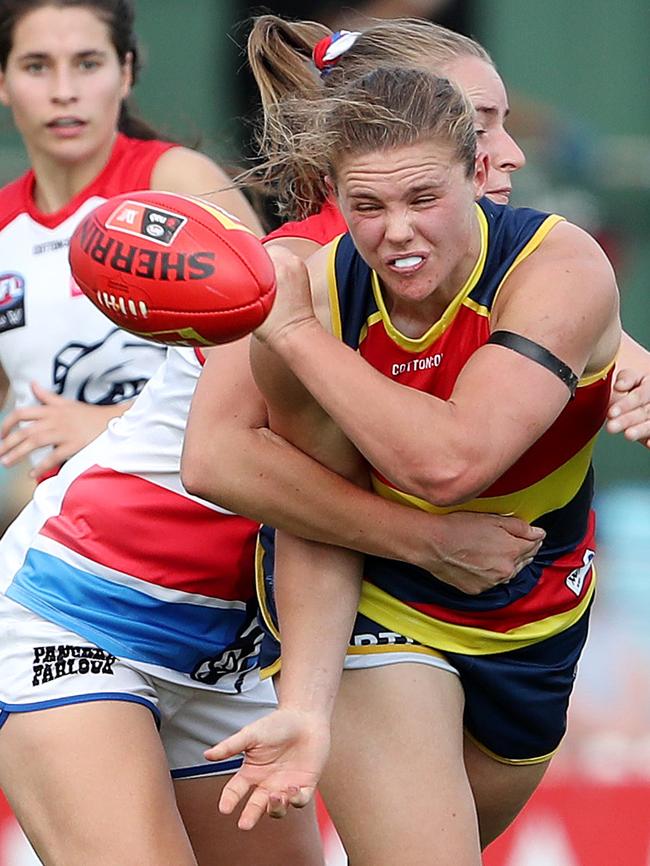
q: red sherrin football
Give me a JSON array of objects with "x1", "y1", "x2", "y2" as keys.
[{"x1": 68, "y1": 190, "x2": 276, "y2": 346}]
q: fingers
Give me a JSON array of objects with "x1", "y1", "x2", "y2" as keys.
[
  {"x1": 238, "y1": 788, "x2": 275, "y2": 830},
  {"x1": 30, "y1": 381, "x2": 59, "y2": 404},
  {"x1": 607, "y1": 404, "x2": 650, "y2": 440},
  {"x1": 0, "y1": 428, "x2": 40, "y2": 467},
  {"x1": 218, "y1": 772, "x2": 253, "y2": 817},
  {"x1": 0, "y1": 406, "x2": 43, "y2": 439},
  {"x1": 233, "y1": 784, "x2": 314, "y2": 830},
  {"x1": 205, "y1": 729, "x2": 249, "y2": 763},
  {"x1": 30, "y1": 449, "x2": 65, "y2": 480},
  {"x1": 498, "y1": 515, "x2": 545, "y2": 543},
  {"x1": 611, "y1": 368, "x2": 643, "y2": 394}
]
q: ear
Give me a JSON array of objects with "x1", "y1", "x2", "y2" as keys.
[
  {"x1": 0, "y1": 71, "x2": 10, "y2": 108},
  {"x1": 324, "y1": 174, "x2": 337, "y2": 199},
  {"x1": 120, "y1": 51, "x2": 133, "y2": 100},
  {"x1": 473, "y1": 150, "x2": 489, "y2": 200}
]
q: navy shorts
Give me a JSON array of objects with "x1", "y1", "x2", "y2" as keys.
[{"x1": 256, "y1": 531, "x2": 591, "y2": 764}]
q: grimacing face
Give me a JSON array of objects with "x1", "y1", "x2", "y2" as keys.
[
  {"x1": 0, "y1": 4, "x2": 131, "y2": 168},
  {"x1": 334, "y1": 137, "x2": 486, "y2": 332}
]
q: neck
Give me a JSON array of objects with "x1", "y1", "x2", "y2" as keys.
[{"x1": 28, "y1": 133, "x2": 118, "y2": 214}]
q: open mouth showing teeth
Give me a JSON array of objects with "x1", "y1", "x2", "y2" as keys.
[
  {"x1": 392, "y1": 256, "x2": 423, "y2": 269},
  {"x1": 48, "y1": 119, "x2": 84, "y2": 127}
]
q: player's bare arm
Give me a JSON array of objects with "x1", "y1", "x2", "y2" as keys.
[
  {"x1": 255, "y1": 223, "x2": 621, "y2": 506},
  {"x1": 206, "y1": 248, "x2": 365, "y2": 829}
]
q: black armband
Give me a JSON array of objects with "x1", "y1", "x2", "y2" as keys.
[{"x1": 487, "y1": 330, "x2": 578, "y2": 398}]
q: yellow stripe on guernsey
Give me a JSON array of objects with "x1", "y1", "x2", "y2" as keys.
[
  {"x1": 372, "y1": 435, "x2": 597, "y2": 524},
  {"x1": 327, "y1": 235, "x2": 345, "y2": 338},
  {"x1": 358, "y1": 569, "x2": 595, "y2": 656},
  {"x1": 255, "y1": 539, "x2": 280, "y2": 638},
  {"x1": 368, "y1": 204, "x2": 490, "y2": 351},
  {"x1": 492, "y1": 213, "x2": 565, "y2": 309}
]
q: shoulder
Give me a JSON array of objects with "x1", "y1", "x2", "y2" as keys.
[
  {"x1": 525, "y1": 220, "x2": 616, "y2": 289},
  {"x1": 495, "y1": 219, "x2": 621, "y2": 374},
  {"x1": 0, "y1": 173, "x2": 30, "y2": 231},
  {"x1": 150, "y1": 148, "x2": 264, "y2": 235},
  {"x1": 265, "y1": 200, "x2": 347, "y2": 246},
  {"x1": 150, "y1": 147, "x2": 231, "y2": 194}
]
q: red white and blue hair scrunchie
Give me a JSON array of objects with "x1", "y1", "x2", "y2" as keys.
[{"x1": 312, "y1": 30, "x2": 362, "y2": 76}]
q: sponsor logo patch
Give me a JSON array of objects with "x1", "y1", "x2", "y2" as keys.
[
  {"x1": 0, "y1": 271, "x2": 25, "y2": 332},
  {"x1": 32, "y1": 644, "x2": 117, "y2": 687},
  {"x1": 565, "y1": 549, "x2": 595, "y2": 597},
  {"x1": 106, "y1": 200, "x2": 187, "y2": 246}
]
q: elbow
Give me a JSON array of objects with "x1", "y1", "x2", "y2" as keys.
[
  {"x1": 399, "y1": 448, "x2": 489, "y2": 507},
  {"x1": 180, "y1": 453, "x2": 209, "y2": 500}
]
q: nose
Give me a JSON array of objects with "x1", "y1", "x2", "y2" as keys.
[
  {"x1": 493, "y1": 129, "x2": 526, "y2": 173},
  {"x1": 50, "y1": 65, "x2": 78, "y2": 105},
  {"x1": 384, "y1": 207, "x2": 416, "y2": 246}
]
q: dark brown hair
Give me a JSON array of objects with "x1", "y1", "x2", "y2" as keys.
[{"x1": 0, "y1": 0, "x2": 167, "y2": 140}]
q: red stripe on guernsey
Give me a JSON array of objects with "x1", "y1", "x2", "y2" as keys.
[
  {"x1": 40, "y1": 465, "x2": 257, "y2": 599},
  {"x1": 483, "y1": 369, "x2": 613, "y2": 497},
  {"x1": 408, "y1": 512, "x2": 596, "y2": 632},
  {"x1": 361, "y1": 311, "x2": 612, "y2": 495}
]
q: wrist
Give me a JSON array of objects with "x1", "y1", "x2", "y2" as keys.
[
  {"x1": 398, "y1": 509, "x2": 447, "y2": 571},
  {"x1": 265, "y1": 315, "x2": 322, "y2": 358}
]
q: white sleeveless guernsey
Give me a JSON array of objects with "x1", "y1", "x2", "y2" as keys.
[
  {"x1": 0, "y1": 347, "x2": 263, "y2": 694},
  {"x1": 0, "y1": 134, "x2": 175, "y2": 465}
]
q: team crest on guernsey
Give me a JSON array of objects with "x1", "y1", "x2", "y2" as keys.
[
  {"x1": 0, "y1": 272, "x2": 25, "y2": 332},
  {"x1": 106, "y1": 199, "x2": 187, "y2": 246}
]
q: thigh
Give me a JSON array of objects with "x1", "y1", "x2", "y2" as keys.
[
  {"x1": 0, "y1": 700, "x2": 197, "y2": 866},
  {"x1": 320, "y1": 663, "x2": 482, "y2": 866},
  {"x1": 464, "y1": 737, "x2": 550, "y2": 848},
  {"x1": 175, "y1": 775, "x2": 324, "y2": 866}
]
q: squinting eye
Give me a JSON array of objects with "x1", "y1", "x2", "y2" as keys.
[
  {"x1": 475, "y1": 128, "x2": 487, "y2": 138},
  {"x1": 79, "y1": 59, "x2": 100, "y2": 70}
]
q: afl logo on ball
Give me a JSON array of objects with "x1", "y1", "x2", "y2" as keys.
[
  {"x1": 106, "y1": 199, "x2": 187, "y2": 246},
  {"x1": 0, "y1": 271, "x2": 26, "y2": 332}
]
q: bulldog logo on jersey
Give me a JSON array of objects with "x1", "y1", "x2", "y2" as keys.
[
  {"x1": 192, "y1": 613, "x2": 263, "y2": 693},
  {"x1": 0, "y1": 271, "x2": 26, "y2": 332},
  {"x1": 106, "y1": 199, "x2": 187, "y2": 246}
]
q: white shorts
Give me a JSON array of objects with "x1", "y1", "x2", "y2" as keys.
[{"x1": 0, "y1": 595, "x2": 277, "y2": 779}]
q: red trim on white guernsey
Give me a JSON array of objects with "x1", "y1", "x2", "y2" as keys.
[
  {"x1": 0, "y1": 134, "x2": 177, "y2": 231},
  {"x1": 39, "y1": 464, "x2": 258, "y2": 600}
]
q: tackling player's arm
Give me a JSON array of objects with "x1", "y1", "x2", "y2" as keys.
[
  {"x1": 255, "y1": 222, "x2": 621, "y2": 505},
  {"x1": 205, "y1": 248, "x2": 365, "y2": 829}
]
